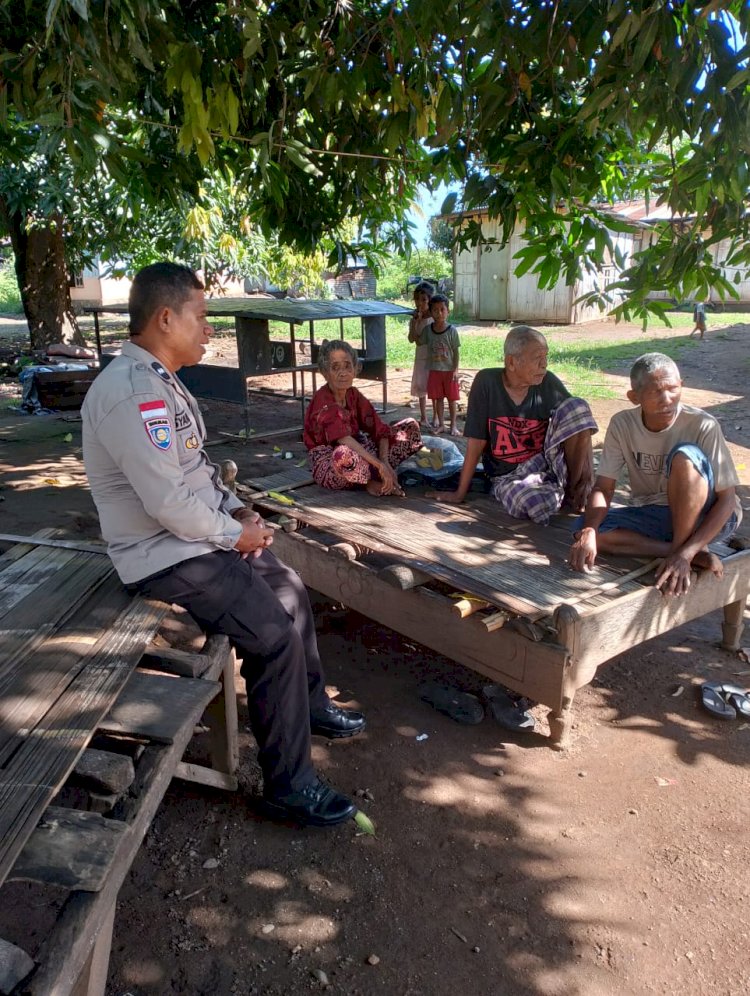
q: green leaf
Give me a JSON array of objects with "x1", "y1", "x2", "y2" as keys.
[
  {"x1": 285, "y1": 145, "x2": 323, "y2": 177},
  {"x1": 66, "y1": 0, "x2": 89, "y2": 20},
  {"x1": 440, "y1": 192, "x2": 458, "y2": 215},
  {"x1": 353, "y1": 809, "x2": 376, "y2": 836}
]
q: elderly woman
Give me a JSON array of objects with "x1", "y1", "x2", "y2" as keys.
[{"x1": 303, "y1": 340, "x2": 422, "y2": 495}]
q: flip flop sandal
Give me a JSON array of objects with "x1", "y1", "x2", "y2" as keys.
[
  {"x1": 718, "y1": 682, "x2": 750, "y2": 718},
  {"x1": 726, "y1": 692, "x2": 750, "y2": 718},
  {"x1": 418, "y1": 680, "x2": 485, "y2": 725},
  {"x1": 700, "y1": 682, "x2": 737, "y2": 720},
  {"x1": 482, "y1": 684, "x2": 535, "y2": 733}
]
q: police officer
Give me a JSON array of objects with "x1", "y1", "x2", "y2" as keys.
[{"x1": 82, "y1": 262, "x2": 365, "y2": 827}]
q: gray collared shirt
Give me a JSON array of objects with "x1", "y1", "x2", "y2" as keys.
[{"x1": 82, "y1": 341, "x2": 243, "y2": 583}]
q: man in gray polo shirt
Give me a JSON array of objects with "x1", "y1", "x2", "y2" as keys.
[{"x1": 82, "y1": 262, "x2": 365, "y2": 827}]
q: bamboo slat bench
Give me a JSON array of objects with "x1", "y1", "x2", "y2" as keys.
[
  {"x1": 0, "y1": 532, "x2": 240, "y2": 996},
  {"x1": 241, "y1": 468, "x2": 749, "y2": 745}
]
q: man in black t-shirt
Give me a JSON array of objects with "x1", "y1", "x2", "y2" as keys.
[{"x1": 432, "y1": 326, "x2": 597, "y2": 524}]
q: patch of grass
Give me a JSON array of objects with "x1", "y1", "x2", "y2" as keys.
[
  {"x1": 0, "y1": 259, "x2": 23, "y2": 315},
  {"x1": 387, "y1": 323, "x2": 705, "y2": 400}
]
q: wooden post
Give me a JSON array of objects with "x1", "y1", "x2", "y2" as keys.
[
  {"x1": 69, "y1": 900, "x2": 115, "y2": 996},
  {"x1": 547, "y1": 604, "x2": 580, "y2": 750},
  {"x1": 236, "y1": 317, "x2": 272, "y2": 376},
  {"x1": 206, "y1": 647, "x2": 239, "y2": 779},
  {"x1": 721, "y1": 597, "x2": 747, "y2": 651}
]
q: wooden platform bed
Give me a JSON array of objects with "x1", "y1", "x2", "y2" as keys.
[
  {"x1": 243, "y1": 467, "x2": 750, "y2": 747},
  {"x1": 0, "y1": 532, "x2": 239, "y2": 996}
]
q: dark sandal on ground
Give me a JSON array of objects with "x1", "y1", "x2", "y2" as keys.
[
  {"x1": 310, "y1": 702, "x2": 366, "y2": 739},
  {"x1": 261, "y1": 777, "x2": 356, "y2": 827},
  {"x1": 700, "y1": 682, "x2": 750, "y2": 720},
  {"x1": 418, "y1": 680, "x2": 485, "y2": 725},
  {"x1": 482, "y1": 684, "x2": 535, "y2": 732}
]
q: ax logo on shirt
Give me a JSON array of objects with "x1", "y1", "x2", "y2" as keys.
[{"x1": 488, "y1": 416, "x2": 547, "y2": 464}]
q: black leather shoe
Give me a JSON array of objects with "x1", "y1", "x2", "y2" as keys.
[
  {"x1": 262, "y1": 777, "x2": 356, "y2": 827},
  {"x1": 310, "y1": 702, "x2": 366, "y2": 739}
]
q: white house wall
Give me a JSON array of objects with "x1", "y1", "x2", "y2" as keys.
[
  {"x1": 711, "y1": 238, "x2": 750, "y2": 302},
  {"x1": 453, "y1": 232, "x2": 479, "y2": 318},
  {"x1": 571, "y1": 230, "x2": 633, "y2": 323},
  {"x1": 507, "y1": 229, "x2": 573, "y2": 323}
]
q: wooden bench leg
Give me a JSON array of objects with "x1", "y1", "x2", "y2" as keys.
[
  {"x1": 206, "y1": 649, "x2": 239, "y2": 778},
  {"x1": 548, "y1": 695, "x2": 574, "y2": 751},
  {"x1": 721, "y1": 597, "x2": 746, "y2": 651},
  {"x1": 175, "y1": 642, "x2": 239, "y2": 792},
  {"x1": 70, "y1": 900, "x2": 115, "y2": 996}
]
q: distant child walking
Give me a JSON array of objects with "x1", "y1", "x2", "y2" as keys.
[
  {"x1": 691, "y1": 299, "x2": 707, "y2": 339},
  {"x1": 407, "y1": 281, "x2": 434, "y2": 427},
  {"x1": 422, "y1": 293, "x2": 461, "y2": 435}
]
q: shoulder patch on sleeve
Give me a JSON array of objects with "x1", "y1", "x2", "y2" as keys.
[
  {"x1": 144, "y1": 417, "x2": 173, "y2": 450},
  {"x1": 138, "y1": 401, "x2": 173, "y2": 449},
  {"x1": 139, "y1": 400, "x2": 168, "y2": 420}
]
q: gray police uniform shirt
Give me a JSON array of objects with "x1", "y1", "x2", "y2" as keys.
[{"x1": 82, "y1": 340, "x2": 244, "y2": 584}]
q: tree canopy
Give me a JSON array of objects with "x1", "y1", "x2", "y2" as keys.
[{"x1": 1, "y1": 0, "x2": 749, "y2": 343}]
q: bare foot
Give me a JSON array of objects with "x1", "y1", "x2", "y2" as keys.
[
  {"x1": 692, "y1": 548, "x2": 724, "y2": 579},
  {"x1": 419, "y1": 419, "x2": 431, "y2": 429},
  {"x1": 365, "y1": 479, "x2": 404, "y2": 498},
  {"x1": 433, "y1": 423, "x2": 445, "y2": 434},
  {"x1": 449, "y1": 425, "x2": 462, "y2": 436}
]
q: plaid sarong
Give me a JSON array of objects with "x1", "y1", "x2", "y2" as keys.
[
  {"x1": 309, "y1": 418, "x2": 422, "y2": 490},
  {"x1": 490, "y1": 397, "x2": 597, "y2": 524}
]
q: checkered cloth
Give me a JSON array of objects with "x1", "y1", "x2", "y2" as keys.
[
  {"x1": 309, "y1": 418, "x2": 422, "y2": 490},
  {"x1": 490, "y1": 397, "x2": 598, "y2": 524}
]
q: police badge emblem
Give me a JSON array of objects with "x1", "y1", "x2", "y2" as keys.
[
  {"x1": 138, "y1": 401, "x2": 173, "y2": 450},
  {"x1": 145, "y1": 417, "x2": 173, "y2": 449}
]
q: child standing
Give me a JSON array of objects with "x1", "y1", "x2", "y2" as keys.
[
  {"x1": 408, "y1": 281, "x2": 434, "y2": 427},
  {"x1": 691, "y1": 299, "x2": 707, "y2": 339},
  {"x1": 423, "y1": 293, "x2": 461, "y2": 435}
]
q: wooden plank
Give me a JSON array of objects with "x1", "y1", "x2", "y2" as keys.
[
  {"x1": 99, "y1": 671, "x2": 219, "y2": 743},
  {"x1": 174, "y1": 760, "x2": 238, "y2": 791},
  {"x1": 270, "y1": 528, "x2": 569, "y2": 707},
  {"x1": 0, "y1": 596, "x2": 166, "y2": 889},
  {"x1": 205, "y1": 639, "x2": 239, "y2": 780},
  {"x1": 140, "y1": 645, "x2": 212, "y2": 679},
  {"x1": 28, "y1": 682, "x2": 227, "y2": 996},
  {"x1": 0, "y1": 527, "x2": 58, "y2": 565},
  {"x1": 563, "y1": 551, "x2": 750, "y2": 677},
  {"x1": 0, "y1": 546, "x2": 80, "y2": 617},
  {"x1": 9, "y1": 807, "x2": 128, "y2": 892},
  {"x1": 251, "y1": 487, "x2": 647, "y2": 619},
  {"x1": 0, "y1": 574, "x2": 130, "y2": 766},
  {"x1": 239, "y1": 465, "x2": 314, "y2": 494},
  {"x1": 0, "y1": 534, "x2": 107, "y2": 555}
]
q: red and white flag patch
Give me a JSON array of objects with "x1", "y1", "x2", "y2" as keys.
[{"x1": 139, "y1": 400, "x2": 168, "y2": 421}]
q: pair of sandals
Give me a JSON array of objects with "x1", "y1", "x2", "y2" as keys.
[
  {"x1": 418, "y1": 680, "x2": 535, "y2": 732},
  {"x1": 700, "y1": 682, "x2": 750, "y2": 720}
]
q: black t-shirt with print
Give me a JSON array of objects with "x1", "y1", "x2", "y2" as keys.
[{"x1": 463, "y1": 368, "x2": 570, "y2": 478}]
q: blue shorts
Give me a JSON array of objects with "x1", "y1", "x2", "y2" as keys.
[{"x1": 575, "y1": 443, "x2": 739, "y2": 543}]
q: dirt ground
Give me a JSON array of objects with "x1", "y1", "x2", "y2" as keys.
[{"x1": 1, "y1": 316, "x2": 749, "y2": 996}]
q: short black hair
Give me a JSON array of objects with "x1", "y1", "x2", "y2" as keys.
[
  {"x1": 129, "y1": 262, "x2": 204, "y2": 336},
  {"x1": 429, "y1": 293, "x2": 449, "y2": 308},
  {"x1": 413, "y1": 281, "x2": 435, "y2": 296}
]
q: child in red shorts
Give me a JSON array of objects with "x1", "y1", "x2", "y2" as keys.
[{"x1": 422, "y1": 293, "x2": 461, "y2": 434}]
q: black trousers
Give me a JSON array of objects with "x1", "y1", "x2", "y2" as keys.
[{"x1": 135, "y1": 548, "x2": 329, "y2": 794}]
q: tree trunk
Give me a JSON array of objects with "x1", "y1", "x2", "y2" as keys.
[{"x1": 0, "y1": 199, "x2": 84, "y2": 349}]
